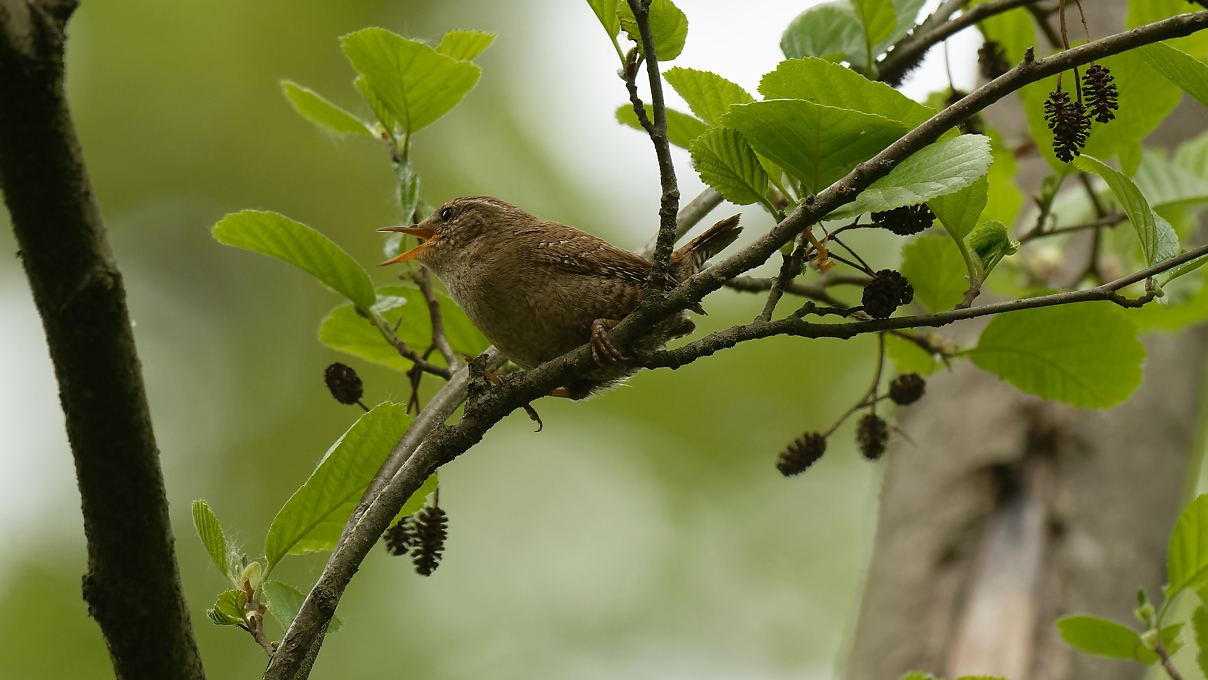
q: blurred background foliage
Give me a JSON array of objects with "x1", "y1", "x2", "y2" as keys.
[{"x1": 0, "y1": 0, "x2": 968, "y2": 678}]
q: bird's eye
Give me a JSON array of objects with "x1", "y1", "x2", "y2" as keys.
[{"x1": 440, "y1": 207, "x2": 454, "y2": 221}]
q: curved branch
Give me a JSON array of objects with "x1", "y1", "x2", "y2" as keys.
[{"x1": 0, "y1": 1, "x2": 205, "y2": 678}]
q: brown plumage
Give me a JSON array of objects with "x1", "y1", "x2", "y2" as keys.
[{"x1": 379, "y1": 196, "x2": 742, "y2": 398}]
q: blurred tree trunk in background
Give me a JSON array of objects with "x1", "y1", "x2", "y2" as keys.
[
  {"x1": 847, "y1": 330, "x2": 1205, "y2": 680},
  {"x1": 847, "y1": 3, "x2": 1208, "y2": 679}
]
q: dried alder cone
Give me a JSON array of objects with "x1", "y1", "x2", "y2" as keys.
[
  {"x1": 977, "y1": 40, "x2": 1010, "y2": 80},
  {"x1": 856, "y1": 414, "x2": 889, "y2": 461},
  {"x1": 889, "y1": 373, "x2": 926, "y2": 406},
  {"x1": 411, "y1": 506, "x2": 448, "y2": 576},
  {"x1": 777, "y1": 433, "x2": 827, "y2": 476},
  {"x1": 324, "y1": 362, "x2": 364, "y2": 405},
  {"x1": 378, "y1": 197, "x2": 742, "y2": 399},
  {"x1": 383, "y1": 505, "x2": 449, "y2": 576},
  {"x1": 1081, "y1": 62, "x2": 1119, "y2": 123},
  {"x1": 1044, "y1": 88, "x2": 1091, "y2": 163},
  {"x1": 861, "y1": 270, "x2": 914, "y2": 319},
  {"x1": 1042, "y1": 63, "x2": 1117, "y2": 162},
  {"x1": 871, "y1": 204, "x2": 934, "y2": 236}
]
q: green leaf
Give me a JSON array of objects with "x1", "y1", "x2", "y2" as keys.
[
  {"x1": 689, "y1": 127, "x2": 768, "y2": 205},
  {"x1": 614, "y1": 104, "x2": 708, "y2": 149},
  {"x1": 722, "y1": 100, "x2": 907, "y2": 195},
  {"x1": 929, "y1": 175, "x2": 989, "y2": 241},
  {"x1": 900, "y1": 236, "x2": 968, "y2": 312},
  {"x1": 320, "y1": 286, "x2": 489, "y2": 372},
  {"x1": 341, "y1": 28, "x2": 481, "y2": 136},
  {"x1": 262, "y1": 580, "x2": 343, "y2": 635},
  {"x1": 1132, "y1": 151, "x2": 1208, "y2": 212},
  {"x1": 354, "y1": 75, "x2": 396, "y2": 136},
  {"x1": 663, "y1": 67, "x2": 754, "y2": 127},
  {"x1": 885, "y1": 332, "x2": 946, "y2": 376},
  {"x1": 281, "y1": 81, "x2": 374, "y2": 138},
  {"x1": 1128, "y1": 267, "x2": 1208, "y2": 332},
  {"x1": 1073, "y1": 155, "x2": 1182, "y2": 266},
  {"x1": 586, "y1": 0, "x2": 621, "y2": 37},
  {"x1": 1137, "y1": 42, "x2": 1208, "y2": 108},
  {"x1": 618, "y1": 0, "x2": 689, "y2": 62},
  {"x1": 1127, "y1": 0, "x2": 1208, "y2": 59},
  {"x1": 434, "y1": 29, "x2": 495, "y2": 61},
  {"x1": 192, "y1": 500, "x2": 230, "y2": 581},
  {"x1": 1176, "y1": 128, "x2": 1208, "y2": 179},
  {"x1": 1056, "y1": 615, "x2": 1141, "y2": 659},
  {"x1": 1167, "y1": 494, "x2": 1208, "y2": 597},
  {"x1": 212, "y1": 211, "x2": 376, "y2": 310},
  {"x1": 852, "y1": 0, "x2": 897, "y2": 57},
  {"x1": 1193, "y1": 604, "x2": 1208, "y2": 679},
  {"x1": 781, "y1": 2, "x2": 867, "y2": 66},
  {"x1": 1021, "y1": 49, "x2": 1181, "y2": 172},
  {"x1": 883, "y1": 0, "x2": 926, "y2": 52},
  {"x1": 264, "y1": 403, "x2": 412, "y2": 567},
  {"x1": 969, "y1": 302, "x2": 1144, "y2": 409},
  {"x1": 207, "y1": 589, "x2": 247, "y2": 627},
  {"x1": 827, "y1": 135, "x2": 992, "y2": 219},
  {"x1": 758, "y1": 57, "x2": 936, "y2": 128}
]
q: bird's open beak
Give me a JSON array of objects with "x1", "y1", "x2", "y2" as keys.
[{"x1": 377, "y1": 226, "x2": 439, "y2": 265}]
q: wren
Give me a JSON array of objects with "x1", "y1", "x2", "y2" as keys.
[{"x1": 379, "y1": 196, "x2": 741, "y2": 399}]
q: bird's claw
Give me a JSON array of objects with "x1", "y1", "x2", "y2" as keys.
[{"x1": 590, "y1": 318, "x2": 626, "y2": 366}]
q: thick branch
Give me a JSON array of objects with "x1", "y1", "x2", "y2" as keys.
[
  {"x1": 262, "y1": 13, "x2": 1208, "y2": 678},
  {"x1": 0, "y1": 1, "x2": 205, "y2": 678}
]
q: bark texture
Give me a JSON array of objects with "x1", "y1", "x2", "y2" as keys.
[
  {"x1": 847, "y1": 328, "x2": 1206, "y2": 680},
  {"x1": 0, "y1": 1, "x2": 205, "y2": 678}
]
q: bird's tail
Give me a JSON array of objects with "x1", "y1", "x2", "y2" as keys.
[{"x1": 669, "y1": 214, "x2": 743, "y2": 280}]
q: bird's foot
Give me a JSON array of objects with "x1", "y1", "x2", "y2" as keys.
[{"x1": 590, "y1": 318, "x2": 626, "y2": 366}]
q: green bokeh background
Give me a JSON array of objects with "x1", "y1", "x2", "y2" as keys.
[{"x1": 0, "y1": 1, "x2": 890, "y2": 677}]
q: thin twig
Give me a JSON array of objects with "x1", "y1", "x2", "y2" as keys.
[
  {"x1": 758, "y1": 236, "x2": 807, "y2": 322},
  {"x1": 624, "y1": 0, "x2": 681, "y2": 301},
  {"x1": 1018, "y1": 212, "x2": 1124, "y2": 243},
  {"x1": 414, "y1": 269, "x2": 461, "y2": 369},
  {"x1": 1028, "y1": 2, "x2": 1065, "y2": 49},
  {"x1": 368, "y1": 313, "x2": 453, "y2": 380},
  {"x1": 1155, "y1": 641, "x2": 1186, "y2": 680},
  {"x1": 728, "y1": 273, "x2": 868, "y2": 307}
]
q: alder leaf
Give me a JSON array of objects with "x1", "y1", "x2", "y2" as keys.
[{"x1": 968, "y1": 302, "x2": 1144, "y2": 409}]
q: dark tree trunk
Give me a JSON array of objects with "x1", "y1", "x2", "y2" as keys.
[{"x1": 0, "y1": 2, "x2": 205, "y2": 678}]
